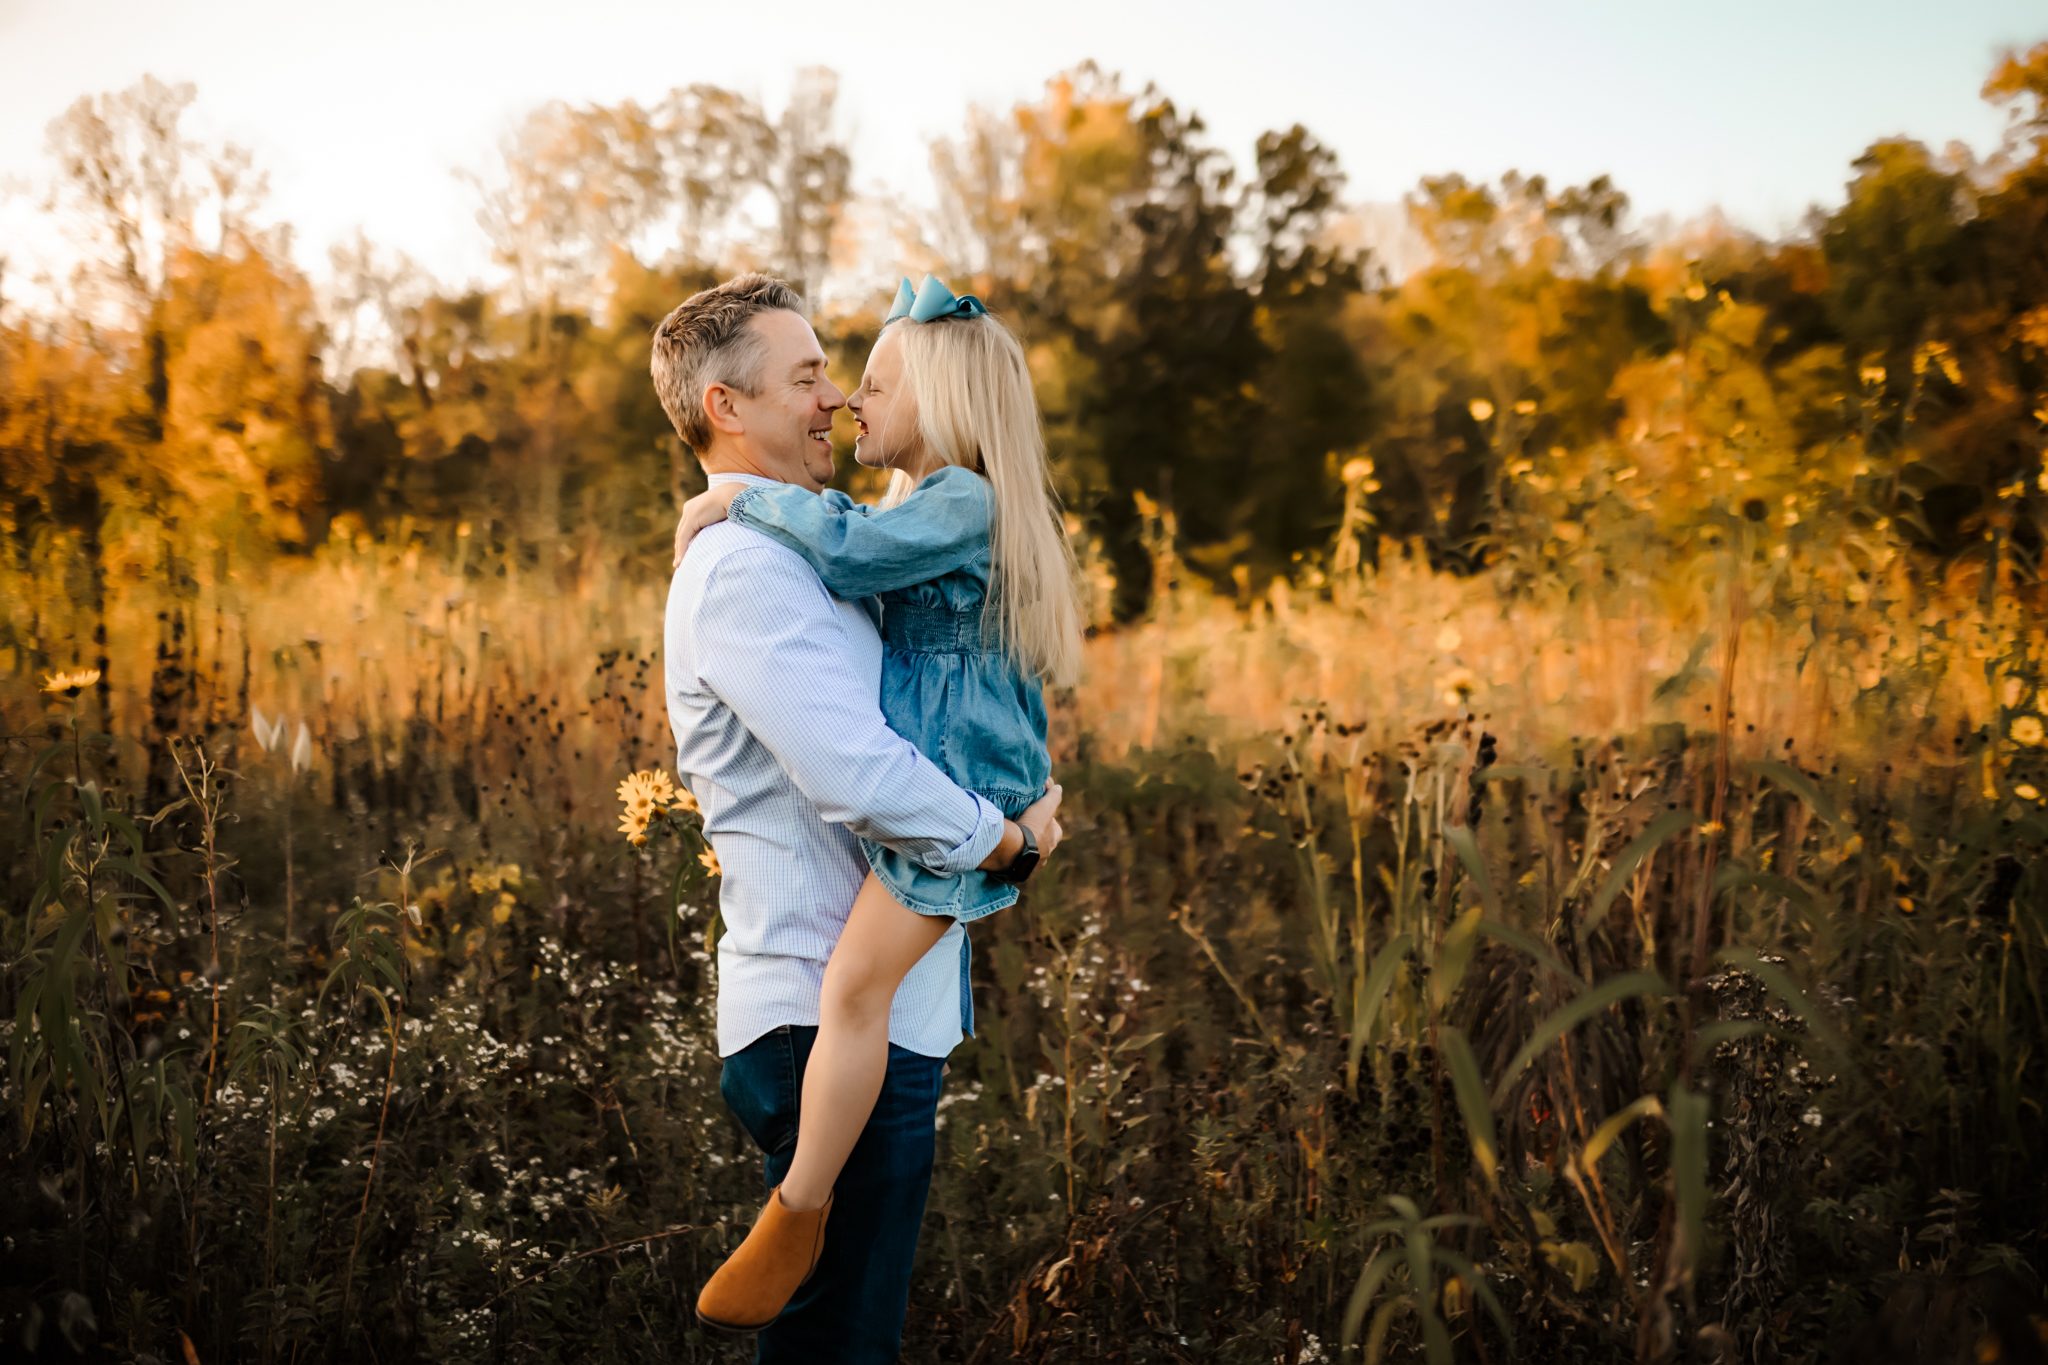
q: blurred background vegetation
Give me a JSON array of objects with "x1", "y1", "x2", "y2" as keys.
[{"x1": 3, "y1": 41, "x2": 2048, "y2": 1365}]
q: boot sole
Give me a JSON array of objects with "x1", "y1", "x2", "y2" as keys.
[{"x1": 695, "y1": 1308, "x2": 770, "y2": 1334}]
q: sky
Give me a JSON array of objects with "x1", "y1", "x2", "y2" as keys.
[{"x1": 0, "y1": 0, "x2": 2042, "y2": 295}]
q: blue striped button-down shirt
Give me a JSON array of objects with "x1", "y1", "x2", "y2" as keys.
[{"x1": 664, "y1": 473, "x2": 1006, "y2": 1059}]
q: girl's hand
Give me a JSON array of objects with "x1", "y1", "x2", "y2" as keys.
[
  {"x1": 672, "y1": 483, "x2": 745, "y2": 567},
  {"x1": 1019, "y1": 780, "x2": 1064, "y2": 861}
]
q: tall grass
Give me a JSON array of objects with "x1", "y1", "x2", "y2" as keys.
[{"x1": 3, "y1": 490, "x2": 2045, "y2": 1363}]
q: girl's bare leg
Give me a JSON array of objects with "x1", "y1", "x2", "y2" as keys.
[{"x1": 776, "y1": 872, "x2": 952, "y2": 1211}]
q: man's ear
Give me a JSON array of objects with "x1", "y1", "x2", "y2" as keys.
[{"x1": 703, "y1": 382, "x2": 746, "y2": 438}]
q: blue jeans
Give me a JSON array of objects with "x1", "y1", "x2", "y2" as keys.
[{"x1": 718, "y1": 1024, "x2": 944, "y2": 1364}]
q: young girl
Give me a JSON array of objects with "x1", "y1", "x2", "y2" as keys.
[{"x1": 685, "y1": 276, "x2": 1083, "y2": 1331}]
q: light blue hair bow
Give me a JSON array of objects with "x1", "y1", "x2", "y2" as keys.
[{"x1": 883, "y1": 274, "x2": 987, "y2": 325}]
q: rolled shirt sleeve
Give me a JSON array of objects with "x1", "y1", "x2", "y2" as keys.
[{"x1": 693, "y1": 544, "x2": 1004, "y2": 874}]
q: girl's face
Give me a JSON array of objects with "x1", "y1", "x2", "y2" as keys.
[{"x1": 848, "y1": 328, "x2": 928, "y2": 476}]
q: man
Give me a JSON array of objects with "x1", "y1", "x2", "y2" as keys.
[{"x1": 654, "y1": 273, "x2": 1060, "y2": 1362}]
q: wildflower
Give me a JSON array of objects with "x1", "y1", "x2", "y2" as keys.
[
  {"x1": 2011, "y1": 716, "x2": 2045, "y2": 747},
  {"x1": 1341, "y1": 457, "x2": 1374, "y2": 484},
  {"x1": 42, "y1": 669, "x2": 100, "y2": 697},
  {"x1": 1435, "y1": 625, "x2": 1462, "y2": 652},
  {"x1": 1513, "y1": 399, "x2": 1537, "y2": 415},
  {"x1": 617, "y1": 770, "x2": 676, "y2": 815},
  {"x1": 1685, "y1": 283, "x2": 1707, "y2": 302},
  {"x1": 2015, "y1": 784, "x2": 2041, "y2": 802},
  {"x1": 2002, "y1": 677, "x2": 2027, "y2": 708},
  {"x1": 618, "y1": 810, "x2": 649, "y2": 847},
  {"x1": 698, "y1": 848, "x2": 722, "y2": 877},
  {"x1": 1434, "y1": 666, "x2": 1476, "y2": 708},
  {"x1": 1860, "y1": 365, "x2": 1887, "y2": 388},
  {"x1": 1468, "y1": 399, "x2": 1494, "y2": 423},
  {"x1": 252, "y1": 708, "x2": 286, "y2": 752}
]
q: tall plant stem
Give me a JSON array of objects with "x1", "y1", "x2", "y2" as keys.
[
  {"x1": 174, "y1": 742, "x2": 226, "y2": 1104},
  {"x1": 265, "y1": 1081, "x2": 278, "y2": 1365},
  {"x1": 341, "y1": 1001, "x2": 402, "y2": 1326},
  {"x1": 1687, "y1": 569, "x2": 1746, "y2": 1076},
  {"x1": 283, "y1": 773, "x2": 295, "y2": 947}
]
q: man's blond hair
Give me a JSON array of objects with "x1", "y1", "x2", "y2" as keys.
[{"x1": 650, "y1": 273, "x2": 806, "y2": 451}]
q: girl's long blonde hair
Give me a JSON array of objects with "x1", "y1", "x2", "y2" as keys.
[{"x1": 884, "y1": 310, "x2": 1083, "y2": 687}]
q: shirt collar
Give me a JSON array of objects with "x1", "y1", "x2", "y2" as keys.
[{"x1": 707, "y1": 472, "x2": 780, "y2": 489}]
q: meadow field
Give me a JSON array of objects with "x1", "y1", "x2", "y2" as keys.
[{"x1": 5, "y1": 49, "x2": 2048, "y2": 1365}]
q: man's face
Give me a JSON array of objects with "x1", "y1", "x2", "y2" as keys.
[{"x1": 725, "y1": 309, "x2": 845, "y2": 490}]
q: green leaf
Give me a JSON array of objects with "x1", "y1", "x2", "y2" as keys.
[
  {"x1": 41, "y1": 825, "x2": 78, "y2": 909},
  {"x1": 1584, "y1": 810, "x2": 1699, "y2": 947},
  {"x1": 1347, "y1": 933, "x2": 1415, "y2": 1085},
  {"x1": 1652, "y1": 632, "x2": 1716, "y2": 702},
  {"x1": 1476, "y1": 918, "x2": 1583, "y2": 986},
  {"x1": 1492, "y1": 971, "x2": 1675, "y2": 1105},
  {"x1": 1579, "y1": 1093, "x2": 1663, "y2": 1169},
  {"x1": 23, "y1": 742, "x2": 74, "y2": 805},
  {"x1": 102, "y1": 858, "x2": 181, "y2": 927},
  {"x1": 1713, "y1": 866, "x2": 1820, "y2": 915},
  {"x1": 1404, "y1": 1222, "x2": 1434, "y2": 1309},
  {"x1": 1666, "y1": 1081, "x2": 1711, "y2": 1285},
  {"x1": 1444, "y1": 825, "x2": 1501, "y2": 919},
  {"x1": 101, "y1": 808, "x2": 149, "y2": 858},
  {"x1": 30, "y1": 783, "x2": 63, "y2": 838},
  {"x1": 1431, "y1": 1246, "x2": 1514, "y2": 1343},
  {"x1": 1421, "y1": 1311, "x2": 1454, "y2": 1365},
  {"x1": 1440, "y1": 1026, "x2": 1499, "y2": 1191},
  {"x1": 168, "y1": 1081, "x2": 197, "y2": 1168},
  {"x1": 1341, "y1": 1249, "x2": 1396, "y2": 1350},
  {"x1": 77, "y1": 780, "x2": 104, "y2": 832},
  {"x1": 1748, "y1": 760, "x2": 1845, "y2": 834},
  {"x1": 1365, "y1": 1295, "x2": 1409, "y2": 1365},
  {"x1": 1433, "y1": 904, "x2": 1485, "y2": 1009}
]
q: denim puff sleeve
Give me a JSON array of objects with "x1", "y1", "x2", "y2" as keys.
[{"x1": 725, "y1": 465, "x2": 991, "y2": 599}]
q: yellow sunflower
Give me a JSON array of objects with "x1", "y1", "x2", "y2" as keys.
[
  {"x1": 617, "y1": 769, "x2": 677, "y2": 812},
  {"x1": 2011, "y1": 716, "x2": 2045, "y2": 747},
  {"x1": 42, "y1": 669, "x2": 101, "y2": 696}
]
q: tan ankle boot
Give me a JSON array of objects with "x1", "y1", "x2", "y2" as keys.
[{"x1": 695, "y1": 1188, "x2": 833, "y2": 1332}]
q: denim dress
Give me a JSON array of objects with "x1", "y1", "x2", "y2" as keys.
[{"x1": 725, "y1": 466, "x2": 1052, "y2": 1027}]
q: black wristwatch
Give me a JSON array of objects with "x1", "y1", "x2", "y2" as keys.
[{"x1": 989, "y1": 820, "x2": 1040, "y2": 885}]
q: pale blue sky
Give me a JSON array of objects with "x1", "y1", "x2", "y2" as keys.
[{"x1": 0, "y1": 0, "x2": 2041, "y2": 290}]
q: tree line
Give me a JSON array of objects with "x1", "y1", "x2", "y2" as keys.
[{"x1": 3, "y1": 48, "x2": 2047, "y2": 627}]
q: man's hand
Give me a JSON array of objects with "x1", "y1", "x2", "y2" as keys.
[
  {"x1": 673, "y1": 482, "x2": 745, "y2": 568},
  {"x1": 979, "y1": 780, "x2": 1063, "y2": 875}
]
